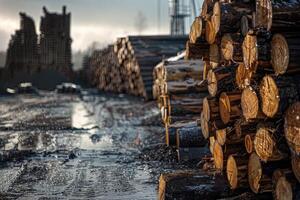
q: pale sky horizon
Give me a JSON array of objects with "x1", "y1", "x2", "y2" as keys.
[{"x1": 0, "y1": 0, "x2": 202, "y2": 52}]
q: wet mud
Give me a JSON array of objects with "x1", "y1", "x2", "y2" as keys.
[{"x1": 0, "y1": 91, "x2": 195, "y2": 200}]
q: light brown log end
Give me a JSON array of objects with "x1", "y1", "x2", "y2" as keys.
[
  {"x1": 241, "y1": 87, "x2": 259, "y2": 121},
  {"x1": 271, "y1": 34, "x2": 289, "y2": 75},
  {"x1": 245, "y1": 134, "x2": 254, "y2": 154},
  {"x1": 205, "y1": 19, "x2": 216, "y2": 45},
  {"x1": 219, "y1": 92, "x2": 231, "y2": 124},
  {"x1": 207, "y1": 69, "x2": 217, "y2": 97},
  {"x1": 259, "y1": 75, "x2": 279, "y2": 118},
  {"x1": 235, "y1": 63, "x2": 252, "y2": 90},
  {"x1": 227, "y1": 155, "x2": 238, "y2": 190},
  {"x1": 248, "y1": 152, "x2": 262, "y2": 194},
  {"x1": 254, "y1": 125, "x2": 276, "y2": 162},
  {"x1": 221, "y1": 34, "x2": 233, "y2": 61},
  {"x1": 242, "y1": 34, "x2": 258, "y2": 71},
  {"x1": 213, "y1": 141, "x2": 224, "y2": 171},
  {"x1": 216, "y1": 129, "x2": 227, "y2": 146}
]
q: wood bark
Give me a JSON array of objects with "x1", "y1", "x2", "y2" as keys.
[
  {"x1": 221, "y1": 33, "x2": 243, "y2": 62},
  {"x1": 207, "y1": 64, "x2": 238, "y2": 97},
  {"x1": 176, "y1": 125, "x2": 206, "y2": 148},
  {"x1": 185, "y1": 41, "x2": 210, "y2": 61}
]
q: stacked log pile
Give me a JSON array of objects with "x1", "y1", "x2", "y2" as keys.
[
  {"x1": 87, "y1": 36, "x2": 187, "y2": 100},
  {"x1": 158, "y1": 0, "x2": 300, "y2": 199},
  {"x1": 153, "y1": 56, "x2": 208, "y2": 157}
]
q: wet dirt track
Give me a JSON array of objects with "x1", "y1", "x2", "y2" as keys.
[{"x1": 0, "y1": 91, "x2": 169, "y2": 200}]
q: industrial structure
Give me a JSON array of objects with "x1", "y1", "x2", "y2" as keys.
[{"x1": 5, "y1": 6, "x2": 72, "y2": 73}]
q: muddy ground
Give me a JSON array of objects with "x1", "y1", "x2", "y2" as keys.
[{"x1": 0, "y1": 90, "x2": 195, "y2": 200}]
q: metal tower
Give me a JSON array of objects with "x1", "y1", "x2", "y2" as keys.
[{"x1": 169, "y1": 0, "x2": 197, "y2": 35}]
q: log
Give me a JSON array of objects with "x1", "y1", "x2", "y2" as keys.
[
  {"x1": 205, "y1": 19, "x2": 217, "y2": 44},
  {"x1": 209, "y1": 43, "x2": 221, "y2": 69},
  {"x1": 292, "y1": 154, "x2": 300, "y2": 183},
  {"x1": 203, "y1": 61, "x2": 211, "y2": 80},
  {"x1": 216, "y1": 128, "x2": 227, "y2": 146},
  {"x1": 271, "y1": 33, "x2": 300, "y2": 75},
  {"x1": 185, "y1": 41, "x2": 210, "y2": 60},
  {"x1": 241, "y1": 87, "x2": 265, "y2": 121},
  {"x1": 176, "y1": 125, "x2": 206, "y2": 148},
  {"x1": 253, "y1": 0, "x2": 272, "y2": 31},
  {"x1": 242, "y1": 32, "x2": 271, "y2": 71},
  {"x1": 189, "y1": 17, "x2": 205, "y2": 44},
  {"x1": 221, "y1": 33, "x2": 243, "y2": 62},
  {"x1": 259, "y1": 75, "x2": 299, "y2": 118},
  {"x1": 177, "y1": 147, "x2": 209, "y2": 162},
  {"x1": 158, "y1": 170, "x2": 232, "y2": 200},
  {"x1": 248, "y1": 152, "x2": 273, "y2": 194},
  {"x1": 254, "y1": 123, "x2": 289, "y2": 162},
  {"x1": 235, "y1": 63, "x2": 253, "y2": 89},
  {"x1": 211, "y1": 2, "x2": 244, "y2": 35},
  {"x1": 272, "y1": 169, "x2": 293, "y2": 200},
  {"x1": 201, "y1": 111, "x2": 226, "y2": 139},
  {"x1": 226, "y1": 154, "x2": 248, "y2": 189},
  {"x1": 165, "y1": 121, "x2": 198, "y2": 146},
  {"x1": 201, "y1": 0, "x2": 215, "y2": 19},
  {"x1": 162, "y1": 60, "x2": 204, "y2": 81},
  {"x1": 207, "y1": 65, "x2": 238, "y2": 97},
  {"x1": 285, "y1": 102, "x2": 300, "y2": 156},
  {"x1": 162, "y1": 79, "x2": 208, "y2": 95},
  {"x1": 213, "y1": 141, "x2": 246, "y2": 171},
  {"x1": 209, "y1": 136, "x2": 216, "y2": 154},
  {"x1": 203, "y1": 96, "x2": 220, "y2": 121},
  {"x1": 219, "y1": 91, "x2": 242, "y2": 125}
]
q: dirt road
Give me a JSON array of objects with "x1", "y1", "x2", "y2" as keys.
[{"x1": 0, "y1": 91, "x2": 171, "y2": 200}]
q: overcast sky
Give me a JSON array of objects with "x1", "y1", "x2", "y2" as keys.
[{"x1": 0, "y1": 0, "x2": 197, "y2": 52}]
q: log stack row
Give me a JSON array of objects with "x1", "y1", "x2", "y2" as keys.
[
  {"x1": 158, "y1": 0, "x2": 300, "y2": 199},
  {"x1": 86, "y1": 36, "x2": 187, "y2": 100},
  {"x1": 153, "y1": 57, "x2": 208, "y2": 154}
]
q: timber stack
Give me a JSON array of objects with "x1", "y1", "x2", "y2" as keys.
[
  {"x1": 86, "y1": 36, "x2": 187, "y2": 100},
  {"x1": 158, "y1": 0, "x2": 300, "y2": 199}
]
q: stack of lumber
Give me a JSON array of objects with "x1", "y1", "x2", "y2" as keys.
[
  {"x1": 153, "y1": 55, "x2": 209, "y2": 160},
  {"x1": 88, "y1": 35, "x2": 187, "y2": 100},
  {"x1": 158, "y1": 0, "x2": 300, "y2": 199}
]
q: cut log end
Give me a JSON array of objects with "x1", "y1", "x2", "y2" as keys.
[
  {"x1": 221, "y1": 34, "x2": 233, "y2": 61},
  {"x1": 213, "y1": 141, "x2": 224, "y2": 171},
  {"x1": 273, "y1": 171, "x2": 293, "y2": 200},
  {"x1": 210, "y1": 136, "x2": 216, "y2": 154},
  {"x1": 207, "y1": 69, "x2": 217, "y2": 97},
  {"x1": 271, "y1": 34, "x2": 289, "y2": 75},
  {"x1": 259, "y1": 75, "x2": 279, "y2": 118},
  {"x1": 189, "y1": 17, "x2": 203, "y2": 44},
  {"x1": 227, "y1": 155, "x2": 238, "y2": 190},
  {"x1": 254, "y1": 126, "x2": 276, "y2": 162},
  {"x1": 236, "y1": 63, "x2": 252, "y2": 89},
  {"x1": 241, "y1": 87, "x2": 259, "y2": 121},
  {"x1": 216, "y1": 129, "x2": 227, "y2": 146},
  {"x1": 211, "y1": 2, "x2": 221, "y2": 34},
  {"x1": 201, "y1": 112, "x2": 210, "y2": 139},
  {"x1": 209, "y1": 43, "x2": 220, "y2": 69},
  {"x1": 219, "y1": 92, "x2": 231, "y2": 124},
  {"x1": 285, "y1": 102, "x2": 300, "y2": 155},
  {"x1": 254, "y1": 0, "x2": 272, "y2": 31},
  {"x1": 242, "y1": 34, "x2": 258, "y2": 71},
  {"x1": 248, "y1": 153, "x2": 262, "y2": 194},
  {"x1": 205, "y1": 19, "x2": 216, "y2": 45},
  {"x1": 245, "y1": 134, "x2": 254, "y2": 154}
]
